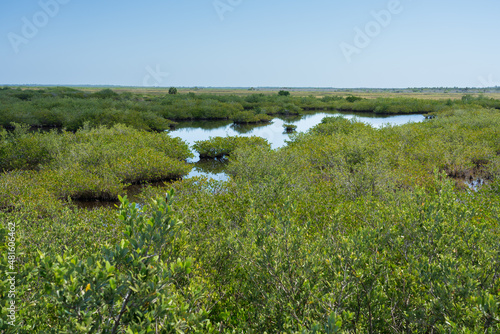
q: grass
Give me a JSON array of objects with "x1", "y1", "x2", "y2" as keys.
[{"x1": 52, "y1": 86, "x2": 500, "y2": 99}]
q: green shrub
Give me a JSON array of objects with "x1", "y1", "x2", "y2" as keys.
[
  {"x1": 232, "y1": 111, "x2": 272, "y2": 124},
  {"x1": 2, "y1": 101, "x2": 500, "y2": 333},
  {"x1": 91, "y1": 88, "x2": 119, "y2": 99},
  {"x1": 0, "y1": 124, "x2": 193, "y2": 202},
  {"x1": 0, "y1": 123, "x2": 60, "y2": 171},
  {"x1": 8, "y1": 193, "x2": 215, "y2": 333},
  {"x1": 283, "y1": 123, "x2": 297, "y2": 132},
  {"x1": 345, "y1": 95, "x2": 363, "y2": 102},
  {"x1": 1, "y1": 86, "x2": 499, "y2": 131},
  {"x1": 193, "y1": 136, "x2": 270, "y2": 159},
  {"x1": 278, "y1": 103, "x2": 302, "y2": 115}
]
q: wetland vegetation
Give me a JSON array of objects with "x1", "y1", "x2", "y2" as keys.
[
  {"x1": 1, "y1": 87, "x2": 500, "y2": 332},
  {"x1": 1, "y1": 86, "x2": 499, "y2": 131}
]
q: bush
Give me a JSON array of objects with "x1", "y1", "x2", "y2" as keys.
[
  {"x1": 1, "y1": 87, "x2": 499, "y2": 131},
  {"x1": 0, "y1": 124, "x2": 59, "y2": 171},
  {"x1": 2, "y1": 97, "x2": 500, "y2": 332},
  {"x1": 232, "y1": 111, "x2": 272, "y2": 124},
  {"x1": 278, "y1": 103, "x2": 302, "y2": 115},
  {"x1": 345, "y1": 95, "x2": 363, "y2": 102},
  {"x1": 92, "y1": 88, "x2": 119, "y2": 99},
  {"x1": 0, "y1": 124, "x2": 193, "y2": 202},
  {"x1": 193, "y1": 136, "x2": 270, "y2": 159},
  {"x1": 7, "y1": 193, "x2": 215, "y2": 333},
  {"x1": 283, "y1": 123, "x2": 297, "y2": 133}
]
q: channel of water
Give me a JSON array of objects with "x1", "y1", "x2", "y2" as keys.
[
  {"x1": 75, "y1": 111, "x2": 424, "y2": 208},
  {"x1": 172, "y1": 111, "x2": 425, "y2": 181}
]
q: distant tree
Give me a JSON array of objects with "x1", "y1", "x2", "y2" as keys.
[
  {"x1": 92, "y1": 89, "x2": 119, "y2": 99},
  {"x1": 462, "y1": 94, "x2": 474, "y2": 103},
  {"x1": 245, "y1": 93, "x2": 265, "y2": 104},
  {"x1": 278, "y1": 90, "x2": 290, "y2": 97},
  {"x1": 168, "y1": 87, "x2": 178, "y2": 95},
  {"x1": 14, "y1": 91, "x2": 35, "y2": 101},
  {"x1": 345, "y1": 95, "x2": 363, "y2": 103}
]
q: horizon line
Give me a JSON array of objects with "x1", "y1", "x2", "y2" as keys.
[{"x1": 1, "y1": 84, "x2": 499, "y2": 90}]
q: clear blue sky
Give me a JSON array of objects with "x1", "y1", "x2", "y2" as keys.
[{"x1": 1, "y1": 0, "x2": 499, "y2": 88}]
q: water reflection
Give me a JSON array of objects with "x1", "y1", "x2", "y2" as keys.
[
  {"x1": 194, "y1": 158, "x2": 229, "y2": 175},
  {"x1": 72, "y1": 181, "x2": 168, "y2": 210},
  {"x1": 230, "y1": 122, "x2": 271, "y2": 134},
  {"x1": 170, "y1": 112, "x2": 425, "y2": 152},
  {"x1": 76, "y1": 112, "x2": 424, "y2": 208},
  {"x1": 172, "y1": 119, "x2": 233, "y2": 131},
  {"x1": 170, "y1": 112, "x2": 424, "y2": 180},
  {"x1": 188, "y1": 159, "x2": 229, "y2": 181}
]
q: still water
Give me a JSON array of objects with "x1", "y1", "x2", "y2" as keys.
[
  {"x1": 75, "y1": 112, "x2": 424, "y2": 208},
  {"x1": 170, "y1": 112, "x2": 425, "y2": 181}
]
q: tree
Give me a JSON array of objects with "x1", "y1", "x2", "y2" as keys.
[
  {"x1": 168, "y1": 87, "x2": 178, "y2": 95},
  {"x1": 92, "y1": 89, "x2": 119, "y2": 99},
  {"x1": 345, "y1": 95, "x2": 363, "y2": 103},
  {"x1": 278, "y1": 90, "x2": 290, "y2": 97}
]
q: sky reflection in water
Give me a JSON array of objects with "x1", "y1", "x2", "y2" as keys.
[{"x1": 169, "y1": 112, "x2": 425, "y2": 181}]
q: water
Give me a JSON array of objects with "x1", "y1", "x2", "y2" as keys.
[
  {"x1": 170, "y1": 112, "x2": 425, "y2": 180},
  {"x1": 466, "y1": 179, "x2": 485, "y2": 192},
  {"x1": 74, "y1": 112, "x2": 424, "y2": 209}
]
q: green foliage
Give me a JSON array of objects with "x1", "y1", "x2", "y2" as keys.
[
  {"x1": 1, "y1": 104, "x2": 500, "y2": 333},
  {"x1": 0, "y1": 124, "x2": 193, "y2": 203},
  {"x1": 1, "y1": 87, "x2": 499, "y2": 131},
  {"x1": 232, "y1": 111, "x2": 272, "y2": 124},
  {"x1": 92, "y1": 89, "x2": 120, "y2": 100},
  {"x1": 193, "y1": 136, "x2": 270, "y2": 159},
  {"x1": 0, "y1": 123, "x2": 57, "y2": 171},
  {"x1": 11, "y1": 193, "x2": 215, "y2": 333},
  {"x1": 133, "y1": 173, "x2": 500, "y2": 332},
  {"x1": 283, "y1": 123, "x2": 297, "y2": 132},
  {"x1": 345, "y1": 95, "x2": 363, "y2": 102},
  {"x1": 278, "y1": 103, "x2": 302, "y2": 115}
]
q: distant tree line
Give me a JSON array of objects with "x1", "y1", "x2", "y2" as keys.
[{"x1": 0, "y1": 86, "x2": 499, "y2": 131}]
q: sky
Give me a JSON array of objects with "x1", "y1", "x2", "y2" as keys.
[{"x1": 1, "y1": 0, "x2": 499, "y2": 88}]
